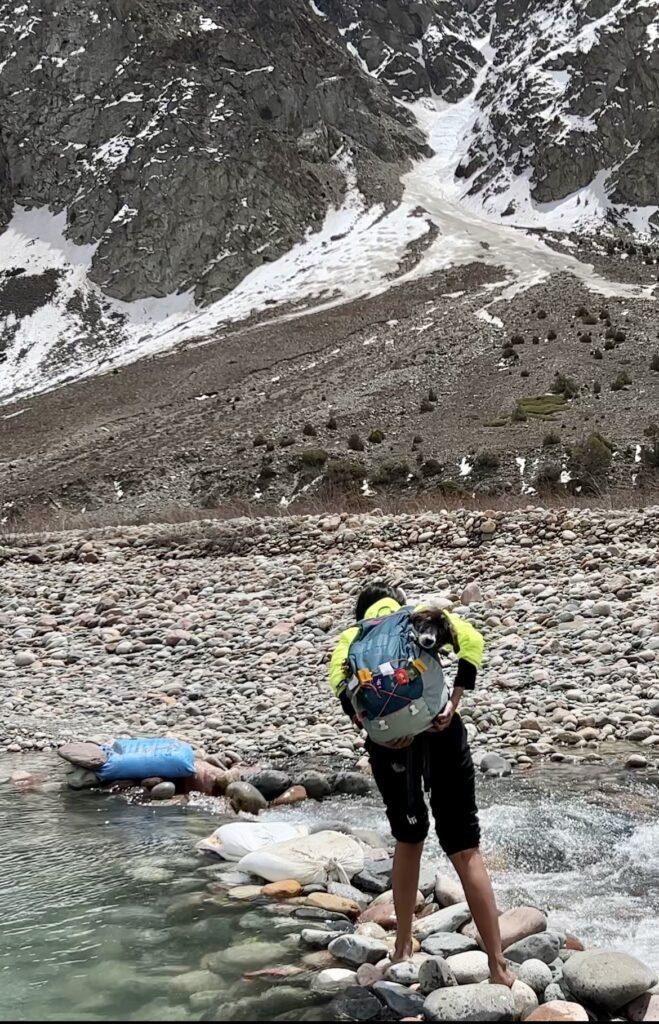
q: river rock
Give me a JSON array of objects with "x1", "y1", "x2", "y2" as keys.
[
  {"x1": 422, "y1": 931, "x2": 478, "y2": 957},
  {"x1": 465, "y1": 906, "x2": 547, "y2": 949},
  {"x1": 225, "y1": 780, "x2": 267, "y2": 814},
  {"x1": 414, "y1": 902, "x2": 471, "y2": 939},
  {"x1": 511, "y1": 979, "x2": 539, "y2": 1019},
  {"x1": 272, "y1": 784, "x2": 307, "y2": 805},
  {"x1": 332, "y1": 771, "x2": 372, "y2": 796},
  {"x1": 543, "y1": 982, "x2": 567, "y2": 1002},
  {"x1": 625, "y1": 993, "x2": 659, "y2": 1021},
  {"x1": 67, "y1": 767, "x2": 99, "y2": 789},
  {"x1": 296, "y1": 770, "x2": 332, "y2": 799},
  {"x1": 168, "y1": 970, "x2": 223, "y2": 999},
  {"x1": 57, "y1": 741, "x2": 108, "y2": 770},
  {"x1": 205, "y1": 939, "x2": 286, "y2": 972},
  {"x1": 372, "y1": 980, "x2": 425, "y2": 1016},
  {"x1": 418, "y1": 955, "x2": 459, "y2": 994},
  {"x1": 328, "y1": 933, "x2": 389, "y2": 966},
  {"x1": 385, "y1": 958, "x2": 422, "y2": 985},
  {"x1": 480, "y1": 752, "x2": 512, "y2": 776},
  {"x1": 519, "y1": 959, "x2": 553, "y2": 995},
  {"x1": 356, "y1": 962, "x2": 388, "y2": 986},
  {"x1": 424, "y1": 983, "x2": 515, "y2": 1021},
  {"x1": 261, "y1": 879, "x2": 302, "y2": 898},
  {"x1": 307, "y1": 892, "x2": 361, "y2": 917},
  {"x1": 328, "y1": 882, "x2": 371, "y2": 909},
  {"x1": 150, "y1": 781, "x2": 176, "y2": 800},
  {"x1": 330, "y1": 987, "x2": 384, "y2": 1021},
  {"x1": 248, "y1": 769, "x2": 292, "y2": 800},
  {"x1": 525, "y1": 1002, "x2": 589, "y2": 1021},
  {"x1": 505, "y1": 931, "x2": 562, "y2": 965},
  {"x1": 562, "y1": 950, "x2": 657, "y2": 1012},
  {"x1": 358, "y1": 902, "x2": 397, "y2": 929},
  {"x1": 311, "y1": 967, "x2": 358, "y2": 994},
  {"x1": 446, "y1": 950, "x2": 490, "y2": 984},
  {"x1": 434, "y1": 871, "x2": 465, "y2": 907}
]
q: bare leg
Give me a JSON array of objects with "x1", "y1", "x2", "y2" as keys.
[
  {"x1": 450, "y1": 847, "x2": 515, "y2": 987},
  {"x1": 391, "y1": 840, "x2": 424, "y2": 962}
]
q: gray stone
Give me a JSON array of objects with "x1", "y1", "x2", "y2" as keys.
[
  {"x1": 511, "y1": 980, "x2": 539, "y2": 1019},
  {"x1": 67, "y1": 767, "x2": 99, "y2": 789},
  {"x1": 247, "y1": 768, "x2": 291, "y2": 801},
  {"x1": 543, "y1": 982, "x2": 567, "y2": 1003},
  {"x1": 311, "y1": 967, "x2": 358, "y2": 994},
  {"x1": 414, "y1": 902, "x2": 472, "y2": 940},
  {"x1": 296, "y1": 770, "x2": 332, "y2": 799},
  {"x1": 424, "y1": 983, "x2": 516, "y2": 1021},
  {"x1": 150, "y1": 781, "x2": 176, "y2": 800},
  {"x1": 505, "y1": 931, "x2": 561, "y2": 965},
  {"x1": 57, "y1": 741, "x2": 108, "y2": 770},
  {"x1": 330, "y1": 987, "x2": 384, "y2": 1021},
  {"x1": 418, "y1": 956, "x2": 459, "y2": 995},
  {"x1": 480, "y1": 752, "x2": 512, "y2": 776},
  {"x1": 519, "y1": 958, "x2": 553, "y2": 996},
  {"x1": 422, "y1": 932, "x2": 478, "y2": 958},
  {"x1": 562, "y1": 950, "x2": 658, "y2": 1012},
  {"x1": 372, "y1": 981, "x2": 425, "y2": 1016},
  {"x1": 225, "y1": 781, "x2": 267, "y2": 814},
  {"x1": 446, "y1": 950, "x2": 490, "y2": 984},
  {"x1": 332, "y1": 771, "x2": 373, "y2": 796},
  {"x1": 328, "y1": 933, "x2": 389, "y2": 966}
]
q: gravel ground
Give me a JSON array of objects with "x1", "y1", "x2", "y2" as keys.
[{"x1": 1, "y1": 507, "x2": 657, "y2": 776}]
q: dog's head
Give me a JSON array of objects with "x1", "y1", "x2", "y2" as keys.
[{"x1": 411, "y1": 608, "x2": 459, "y2": 654}]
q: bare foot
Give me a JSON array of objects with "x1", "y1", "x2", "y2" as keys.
[
  {"x1": 391, "y1": 936, "x2": 414, "y2": 963},
  {"x1": 489, "y1": 959, "x2": 516, "y2": 987}
]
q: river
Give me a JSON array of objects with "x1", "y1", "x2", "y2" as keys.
[{"x1": 0, "y1": 756, "x2": 657, "y2": 1021}]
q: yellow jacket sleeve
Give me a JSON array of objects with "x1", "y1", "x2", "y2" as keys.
[
  {"x1": 328, "y1": 625, "x2": 359, "y2": 695},
  {"x1": 445, "y1": 612, "x2": 485, "y2": 669}
]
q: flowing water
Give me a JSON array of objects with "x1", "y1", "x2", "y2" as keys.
[{"x1": 1, "y1": 756, "x2": 657, "y2": 1021}]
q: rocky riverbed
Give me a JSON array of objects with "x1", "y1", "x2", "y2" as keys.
[{"x1": 1, "y1": 508, "x2": 657, "y2": 778}]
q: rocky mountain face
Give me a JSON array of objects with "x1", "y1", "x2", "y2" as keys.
[{"x1": 0, "y1": 0, "x2": 426, "y2": 305}]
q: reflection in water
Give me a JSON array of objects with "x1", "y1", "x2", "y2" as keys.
[{"x1": 0, "y1": 757, "x2": 657, "y2": 1021}]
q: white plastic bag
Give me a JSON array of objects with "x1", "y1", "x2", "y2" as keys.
[
  {"x1": 237, "y1": 830, "x2": 365, "y2": 885},
  {"x1": 196, "y1": 821, "x2": 309, "y2": 860}
]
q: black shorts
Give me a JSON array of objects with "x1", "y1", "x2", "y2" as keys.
[{"x1": 366, "y1": 713, "x2": 480, "y2": 855}]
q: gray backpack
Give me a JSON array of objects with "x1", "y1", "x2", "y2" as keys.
[{"x1": 345, "y1": 608, "x2": 449, "y2": 743}]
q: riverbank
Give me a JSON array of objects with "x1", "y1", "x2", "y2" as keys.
[
  {"x1": 1, "y1": 752, "x2": 657, "y2": 1022},
  {"x1": 2, "y1": 507, "x2": 657, "y2": 777}
]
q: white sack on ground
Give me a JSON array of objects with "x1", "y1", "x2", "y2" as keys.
[
  {"x1": 237, "y1": 830, "x2": 365, "y2": 884},
  {"x1": 197, "y1": 821, "x2": 309, "y2": 860}
]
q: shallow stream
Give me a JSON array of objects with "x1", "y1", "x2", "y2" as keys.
[{"x1": 1, "y1": 757, "x2": 657, "y2": 1021}]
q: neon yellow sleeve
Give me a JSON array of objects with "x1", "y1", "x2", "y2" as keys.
[
  {"x1": 445, "y1": 612, "x2": 485, "y2": 669},
  {"x1": 328, "y1": 626, "x2": 359, "y2": 695}
]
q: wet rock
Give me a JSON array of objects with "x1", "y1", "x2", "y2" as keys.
[
  {"x1": 356, "y1": 962, "x2": 388, "y2": 987},
  {"x1": 225, "y1": 780, "x2": 267, "y2": 814},
  {"x1": 296, "y1": 769, "x2": 332, "y2": 799},
  {"x1": 372, "y1": 980, "x2": 425, "y2": 1016},
  {"x1": 311, "y1": 967, "x2": 358, "y2": 994},
  {"x1": 307, "y1": 892, "x2": 361, "y2": 917},
  {"x1": 358, "y1": 902, "x2": 397, "y2": 930},
  {"x1": 168, "y1": 970, "x2": 223, "y2": 1000},
  {"x1": 227, "y1": 885, "x2": 263, "y2": 900},
  {"x1": 272, "y1": 784, "x2": 307, "y2": 806},
  {"x1": 204, "y1": 939, "x2": 287, "y2": 972},
  {"x1": 353, "y1": 861, "x2": 393, "y2": 895},
  {"x1": 67, "y1": 768, "x2": 99, "y2": 789},
  {"x1": 328, "y1": 933, "x2": 389, "y2": 966},
  {"x1": 519, "y1": 958, "x2": 553, "y2": 996},
  {"x1": 261, "y1": 879, "x2": 302, "y2": 898},
  {"x1": 141, "y1": 777, "x2": 165, "y2": 790},
  {"x1": 424, "y1": 982, "x2": 515, "y2": 1021},
  {"x1": 480, "y1": 752, "x2": 512, "y2": 776},
  {"x1": 247, "y1": 769, "x2": 291, "y2": 801},
  {"x1": 150, "y1": 781, "x2": 176, "y2": 800},
  {"x1": 562, "y1": 950, "x2": 657, "y2": 1013},
  {"x1": 505, "y1": 931, "x2": 562, "y2": 965},
  {"x1": 331, "y1": 771, "x2": 372, "y2": 796},
  {"x1": 418, "y1": 955, "x2": 459, "y2": 994},
  {"x1": 414, "y1": 902, "x2": 471, "y2": 940},
  {"x1": 330, "y1": 986, "x2": 384, "y2": 1022},
  {"x1": 626, "y1": 754, "x2": 648, "y2": 769}
]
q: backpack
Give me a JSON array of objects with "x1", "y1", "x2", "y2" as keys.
[{"x1": 345, "y1": 608, "x2": 449, "y2": 743}]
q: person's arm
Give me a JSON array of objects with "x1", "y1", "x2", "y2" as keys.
[{"x1": 445, "y1": 612, "x2": 484, "y2": 691}]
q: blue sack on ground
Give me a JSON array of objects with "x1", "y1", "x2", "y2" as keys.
[{"x1": 96, "y1": 737, "x2": 195, "y2": 783}]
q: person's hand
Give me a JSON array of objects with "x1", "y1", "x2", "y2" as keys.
[
  {"x1": 428, "y1": 703, "x2": 454, "y2": 732},
  {"x1": 380, "y1": 736, "x2": 414, "y2": 749}
]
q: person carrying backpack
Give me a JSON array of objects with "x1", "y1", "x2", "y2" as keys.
[{"x1": 328, "y1": 581, "x2": 514, "y2": 986}]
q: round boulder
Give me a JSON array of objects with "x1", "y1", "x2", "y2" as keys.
[
  {"x1": 225, "y1": 780, "x2": 267, "y2": 814},
  {"x1": 296, "y1": 769, "x2": 332, "y2": 800},
  {"x1": 519, "y1": 958, "x2": 553, "y2": 996},
  {"x1": 247, "y1": 769, "x2": 291, "y2": 801},
  {"x1": 525, "y1": 1002, "x2": 589, "y2": 1022},
  {"x1": 562, "y1": 950, "x2": 657, "y2": 1013}
]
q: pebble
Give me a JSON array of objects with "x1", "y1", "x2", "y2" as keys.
[
  {"x1": 150, "y1": 781, "x2": 176, "y2": 800},
  {"x1": 414, "y1": 902, "x2": 472, "y2": 940},
  {"x1": 1, "y1": 509, "x2": 655, "y2": 776},
  {"x1": 519, "y1": 958, "x2": 554, "y2": 995},
  {"x1": 327, "y1": 933, "x2": 389, "y2": 966}
]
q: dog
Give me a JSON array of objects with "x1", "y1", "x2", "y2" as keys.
[{"x1": 410, "y1": 607, "x2": 459, "y2": 656}]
